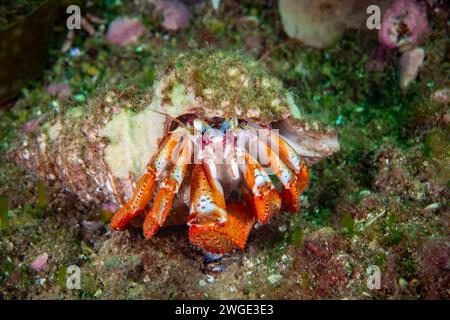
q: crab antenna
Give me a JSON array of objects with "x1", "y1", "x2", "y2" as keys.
[
  {"x1": 256, "y1": 40, "x2": 290, "y2": 62},
  {"x1": 148, "y1": 108, "x2": 193, "y2": 133},
  {"x1": 232, "y1": 75, "x2": 248, "y2": 110}
]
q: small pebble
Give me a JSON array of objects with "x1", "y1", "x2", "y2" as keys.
[
  {"x1": 206, "y1": 275, "x2": 215, "y2": 283},
  {"x1": 267, "y1": 274, "x2": 283, "y2": 285},
  {"x1": 424, "y1": 202, "x2": 440, "y2": 211},
  {"x1": 432, "y1": 88, "x2": 450, "y2": 104},
  {"x1": 399, "y1": 47, "x2": 425, "y2": 89},
  {"x1": 69, "y1": 47, "x2": 81, "y2": 57},
  {"x1": 74, "y1": 94, "x2": 86, "y2": 102},
  {"x1": 31, "y1": 253, "x2": 48, "y2": 271},
  {"x1": 47, "y1": 83, "x2": 72, "y2": 100},
  {"x1": 398, "y1": 277, "x2": 408, "y2": 288},
  {"x1": 81, "y1": 220, "x2": 103, "y2": 232},
  {"x1": 35, "y1": 277, "x2": 46, "y2": 286},
  {"x1": 281, "y1": 254, "x2": 291, "y2": 263},
  {"x1": 5, "y1": 240, "x2": 14, "y2": 252},
  {"x1": 359, "y1": 190, "x2": 372, "y2": 197}
]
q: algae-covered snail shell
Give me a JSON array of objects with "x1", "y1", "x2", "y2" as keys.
[{"x1": 13, "y1": 49, "x2": 340, "y2": 253}]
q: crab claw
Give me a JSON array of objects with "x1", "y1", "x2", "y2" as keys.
[
  {"x1": 110, "y1": 131, "x2": 183, "y2": 230},
  {"x1": 281, "y1": 161, "x2": 308, "y2": 212},
  {"x1": 188, "y1": 164, "x2": 227, "y2": 226},
  {"x1": 240, "y1": 152, "x2": 282, "y2": 223},
  {"x1": 296, "y1": 160, "x2": 309, "y2": 194},
  {"x1": 110, "y1": 171, "x2": 156, "y2": 230},
  {"x1": 189, "y1": 203, "x2": 255, "y2": 254},
  {"x1": 143, "y1": 137, "x2": 191, "y2": 238},
  {"x1": 281, "y1": 184, "x2": 301, "y2": 212},
  {"x1": 142, "y1": 181, "x2": 176, "y2": 239}
]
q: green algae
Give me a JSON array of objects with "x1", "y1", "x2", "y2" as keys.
[
  {"x1": 0, "y1": 196, "x2": 9, "y2": 233},
  {"x1": 339, "y1": 213, "x2": 355, "y2": 237},
  {"x1": 168, "y1": 49, "x2": 289, "y2": 121},
  {"x1": 36, "y1": 180, "x2": 48, "y2": 209},
  {"x1": 291, "y1": 227, "x2": 303, "y2": 248}
]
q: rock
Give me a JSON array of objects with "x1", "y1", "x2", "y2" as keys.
[
  {"x1": 399, "y1": 47, "x2": 425, "y2": 89},
  {"x1": 279, "y1": 0, "x2": 390, "y2": 48}
]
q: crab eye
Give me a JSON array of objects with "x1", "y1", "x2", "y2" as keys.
[
  {"x1": 203, "y1": 128, "x2": 224, "y2": 144},
  {"x1": 193, "y1": 118, "x2": 207, "y2": 132},
  {"x1": 220, "y1": 120, "x2": 232, "y2": 132}
]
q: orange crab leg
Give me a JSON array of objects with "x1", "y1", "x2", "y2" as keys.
[
  {"x1": 240, "y1": 151, "x2": 282, "y2": 224},
  {"x1": 270, "y1": 132, "x2": 309, "y2": 194},
  {"x1": 110, "y1": 172, "x2": 156, "y2": 230},
  {"x1": 110, "y1": 131, "x2": 184, "y2": 230},
  {"x1": 143, "y1": 136, "x2": 191, "y2": 238},
  {"x1": 188, "y1": 164, "x2": 227, "y2": 226},
  {"x1": 243, "y1": 125, "x2": 308, "y2": 212},
  {"x1": 189, "y1": 203, "x2": 255, "y2": 254},
  {"x1": 259, "y1": 137, "x2": 302, "y2": 213}
]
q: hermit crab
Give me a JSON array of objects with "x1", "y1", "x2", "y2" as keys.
[{"x1": 14, "y1": 49, "x2": 340, "y2": 254}]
